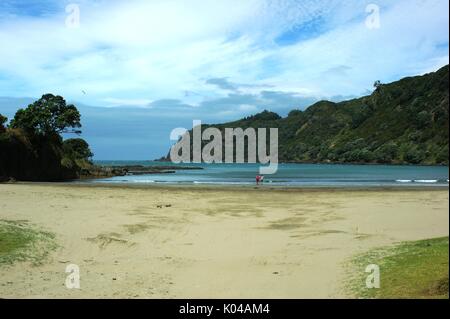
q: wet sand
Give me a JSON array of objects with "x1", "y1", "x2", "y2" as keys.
[{"x1": 0, "y1": 183, "x2": 448, "y2": 298}]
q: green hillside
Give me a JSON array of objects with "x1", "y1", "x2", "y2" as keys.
[{"x1": 173, "y1": 65, "x2": 449, "y2": 165}]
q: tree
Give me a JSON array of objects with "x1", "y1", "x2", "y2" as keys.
[
  {"x1": 415, "y1": 110, "x2": 431, "y2": 129},
  {"x1": 63, "y1": 138, "x2": 94, "y2": 162},
  {"x1": 404, "y1": 147, "x2": 425, "y2": 164},
  {"x1": 0, "y1": 114, "x2": 6, "y2": 132},
  {"x1": 288, "y1": 110, "x2": 303, "y2": 117},
  {"x1": 374, "y1": 142, "x2": 399, "y2": 163},
  {"x1": 373, "y1": 80, "x2": 382, "y2": 89},
  {"x1": 436, "y1": 146, "x2": 449, "y2": 164},
  {"x1": 10, "y1": 94, "x2": 81, "y2": 136}
]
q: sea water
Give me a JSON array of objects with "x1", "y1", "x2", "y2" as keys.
[{"x1": 85, "y1": 161, "x2": 449, "y2": 187}]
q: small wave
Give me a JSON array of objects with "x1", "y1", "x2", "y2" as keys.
[
  {"x1": 193, "y1": 181, "x2": 253, "y2": 185},
  {"x1": 396, "y1": 180, "x2": 412, "y2": 183},
  {"x1": 414, "y1": 180, "x2": 438, "y2": 183}
]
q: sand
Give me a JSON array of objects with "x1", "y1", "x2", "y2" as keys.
[{"x1": 0, "y1": 183, "x2": 448, "y2": 298}]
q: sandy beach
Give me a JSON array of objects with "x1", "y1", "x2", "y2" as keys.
[{"x1": 0, "y1": 183, "x2": 448, "y2": 298}]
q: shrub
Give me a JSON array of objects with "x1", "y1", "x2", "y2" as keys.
[
  {"x1": 288, "y1": 110, "x2": 303, "y2": 117},
  {"x1": 415, "y1": 111, "x2": 431, "y2": 129},
  {"x1": 374, "y1": 142, "x2": 399, "y2": 163},
  {"x1": 63, "y1": 138, "x2": 93, "y2": 162},
  {"x1": 436, "y1": 146, "x2": 449, "y2": 164},
  {"x1": 0, "y1": 114, "x2": 7, "y2": 132},
  {"x1": 404, "y1": 147, "x2": 426, "y2": 164}
]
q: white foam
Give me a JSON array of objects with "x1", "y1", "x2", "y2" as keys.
[
  {"x1": 396, "y1": 180, "x2": 412, "y2": 183},
  {"x1": 193, "y1": 181, "x2": 253, "y2": 185},
  {"x1": 414, "y1": 180, "x2": 438, "y2": 183}
]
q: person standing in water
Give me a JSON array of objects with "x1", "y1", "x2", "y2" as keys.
[{"x1": 256, "y1": 175, "x2": 264, "y2": 185}]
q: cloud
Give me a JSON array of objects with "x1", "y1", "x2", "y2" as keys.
[
  {"x1": 205, "y1": 77, "x2": 275, "y2": 93},
  {"x1": 205, "y1": 78, "x2": 238, "y2": 92},
  {"x1": 322, "y1": 65, "x2": 352, "y2": 77},
  {"x1": 0, "y1": 0, "x2": 447, "y2": 107},
  {"x1": 148, "y1": 99, "x2": 195, "y2": 110},
  {"x1": 101, "y1": 98, "x2": 153, "y2": 107},
  {"x1": 195, "y1": 90, "x2": 321, "y2": 120},
  {"x1": 0, "y1": 0, "x2": 448, "y2": 159}
]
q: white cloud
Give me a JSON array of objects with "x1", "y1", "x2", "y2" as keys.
[
  {"x1": 0, "y1": 0, "x2": 448, "y2": 110},
  {"x1": 0, "y1": 0, "x2": 447, "y2": 160},
  {"x1": 101, "y1": 97, "x2": 153, "y2": 107}
]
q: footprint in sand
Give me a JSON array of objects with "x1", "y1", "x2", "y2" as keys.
[{"x1": 86, "y1": 232, "x2": 134, "y2": 249}]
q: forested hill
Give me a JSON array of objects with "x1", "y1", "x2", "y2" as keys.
[{"x1": 169, "y1": 65, "x2": 449, "y2": 165}]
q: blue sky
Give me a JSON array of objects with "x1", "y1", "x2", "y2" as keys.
[{"x1": 0, "y1": 0, "x2": 448, "y2": 159}]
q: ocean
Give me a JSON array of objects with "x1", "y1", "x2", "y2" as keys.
[{"x1": 86, "y1": 161, "x2": 449, "y2": 187}]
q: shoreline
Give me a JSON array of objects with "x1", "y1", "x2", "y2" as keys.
[
  {"x1": 103, "y1": 159, "x2": 450, "y2": 167},
  {"x1": 2, "y1": 180, "x2": 449, "y2": 193}
]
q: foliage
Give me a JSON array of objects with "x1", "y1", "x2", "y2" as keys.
[
  {"x1": 0, "y1": 114, "x2": 7, "y2": 134},
  {"x1": 374, "y1": 142, "x2": 399, "y2": 163},
  {"x1": 373, "y1": 80, "x2": 382, "y2": 89},
  {"x1": 403, "y1": 147, "x2": 426, "y2": 164},
  {"x1": 63, "y1": 138, "x2": 94, "y2": 162},
  {"x1": 175, "y1": 65, "x2": 449, "y2": 165},
  {"x1": 1, "y1": 95, "x2": 93, "y2": 181},
  {"x1": 9, "y1": 94, "x2": 81, "y2": 136}
]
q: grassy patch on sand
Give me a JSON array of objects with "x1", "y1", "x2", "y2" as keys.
[
  {"x1": 348, "y1": 237, "x2": 449, "y2": 299},
  {"x1": 0, "y1": 220, "x2": 57, "y2": 266}
]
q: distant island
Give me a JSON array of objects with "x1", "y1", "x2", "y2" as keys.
[{"x1": 163, "y1": 65, "x2": 449, "y2": 166}]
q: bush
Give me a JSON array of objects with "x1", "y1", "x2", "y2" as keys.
[
  {"x1": 61, "y1": 157, "x2": 75, "y2": 169},
  {"x1": 436, "y1": 146, "x2": 449, "y2": 164},
  {"x1": 415, "y1": 111, "x2": 431, "y2": 129},
  {"x1": 0, "y1": 114, "x2": 7, "y2": 132},
  {"x1": 326, "y1": 152, "x2": 338, "y2": 161},
  {"x1": 288, "y1": 110, "x2": 303, "y2": 117},
  {"x1": 342, "y1": 148, "x2": 374, "y2": 163},
  {"x1": 408, "y1": 131, "x2": 422, "y2": 142},
  {"x1": 374, "y1": 142, "x2": 399, "y2": 163},
  {"x1": 337, "y1": 138, "x2": 367, "y2": 156},
  {"x1": 63, "y1": 138, "x2": 93, "y2": 162},
  {"x1": 351, "y1": 106, "x2": 372, "y2": 128},
  {"x1": 359, "y1": 149, "x2": 374, "y2": 162},
  {"x1": 404, "y1": 147, "x2": 426, "y2": 164}
]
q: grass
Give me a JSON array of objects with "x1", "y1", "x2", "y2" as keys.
[
  {"x1": 0, "y1": 220, "x2": 57, "y2": 266},
  {"x1": 348, "y1": 237, "x2": 449, "y2": 299}
]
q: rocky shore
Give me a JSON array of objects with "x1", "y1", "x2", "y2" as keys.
[{"x1": 80, "y1": 165, "x2": 203, "y2": 179}]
